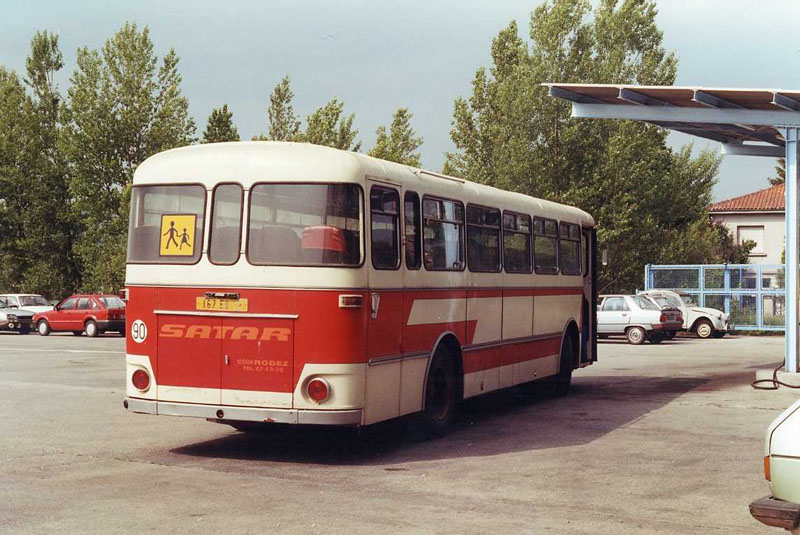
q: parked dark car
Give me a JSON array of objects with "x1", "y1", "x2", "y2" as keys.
[{"x1": 33, "y1": 294, "x2": 126, "y2": 337}]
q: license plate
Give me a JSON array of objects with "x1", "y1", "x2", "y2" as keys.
[{"x1": 196, "y1": 297, "x2": 248, "y2": 312}]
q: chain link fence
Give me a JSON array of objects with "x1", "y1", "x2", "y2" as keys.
[{"x1": 644, "y1": 264, "x2": 786, "y2": 331}]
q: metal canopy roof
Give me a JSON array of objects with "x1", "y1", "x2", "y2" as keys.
[{"x1": 545, "y1": 84, "x2": 800, "y2": 157}]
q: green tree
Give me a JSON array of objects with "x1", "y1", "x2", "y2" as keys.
[
  {"x1": 445, "y1": 0, "x2": 729, "y2": 292},
  {"x1": 63, "y1": 23, "x2": 195, "y2": 292},
  {"x1": 202, "y1": 104, "x2": 239, "y2": 143},
  {"x1": 0, "y1": 68, "x2": 31, "y2": 292},
  {"x1": 368, "y1": 108, "x2": 423, "y2": 166},
  {"x1": 769, "y1": 158, "x2": 785, "y2": 185},
  {"x1": 20, "y1": 31, "x2": 79, "y2": 297},
  {"x1": 297, "y1": 98, "x2": 361, "y2": 151},
  {"x1": 261, "y1": 75, "x2": 301, "y2": 141},
  {"x1": 0, "y1": 32, "x2": 77, "y2": 298}
]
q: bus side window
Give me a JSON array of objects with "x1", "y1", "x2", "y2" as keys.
[
  {"x1": 503, "y1": 212, "x2": 532, "y2": 273},
  {"x1": 404, "y1": 191, "x2": 421, "y2": 270},
  {"x1": 422, "y1": 197, "x2": 465, "y2": 271},
  {"x1": 559, "y1": 222, "x2": 581, "y2": 275},
  {"x1": 209, "y1": 183, "x2": 243, "y2": 265},
  {"x1": 370, "y1": 186, "x2": 400, "y2": 270},
  {"x1": 467, "y1": 205, "x2": 501, "y2": 272},
  {"x1": 533, "y1": 217, "x2": 559, "y2": 275}
]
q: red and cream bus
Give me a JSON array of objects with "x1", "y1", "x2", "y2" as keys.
[{"x1": 123, "y1": 142, "x2": 597, "y2": 433}]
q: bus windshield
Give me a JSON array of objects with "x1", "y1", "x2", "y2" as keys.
[
  {"x1": 248, "y1": 183, "x2": 362, "y2": 266},
  {"x1": 127, "y1": 185, "x2": 206, "y2": 263}
]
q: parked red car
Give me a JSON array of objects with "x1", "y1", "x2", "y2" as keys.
[{"x1": 33, "y1": 294, "x2": 126, "y2": 337}]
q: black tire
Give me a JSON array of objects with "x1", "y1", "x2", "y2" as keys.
[
  {"x1": 553, "y1": 334, "x2": 574, "y2": 397},
  {"x1": 37, "y1": 320, "x2": 50, "y2": 336},
  {"x1": 72, "y1": 331, "x2": 83, "y2": 336},
  {"x1": 712, "y1": 331, "x2": 726, "y2": 339},
  {"x1": 420, "y1": 345, "x2": 458, "y2": 437},
  {"x1": 664, "y1": 331, "x2": 676, "y2": 340},
  {"x1": 626, "y1": 326, "x2": 646, "y2": 345},
  {"x1": 695, "y1": 319, "x2": 713, "y2": 339},
  {"x1": 648, "y1": 333, "x2": 664, "y2": 344},
  {"x1": 85, "y1": 320, "x2": 99, "y2": 338}
]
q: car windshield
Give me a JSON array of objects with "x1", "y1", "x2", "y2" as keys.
[
  {"x1": 98, "y1": 296, "x2": 126, "y2": 309},
  {"x1": 0, "y1": 298, "x2": 7, "y2": 308},
  {"x1": 19, "y1": 295, "x2": 49, "y2": 306},
  {"x1": 631, "y1": 296, "x2": 660, "y2": 310}
]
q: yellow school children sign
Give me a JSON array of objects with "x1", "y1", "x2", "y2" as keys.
[{"x1": 159, "y1": 214, "x2": 196, "y2": 256}]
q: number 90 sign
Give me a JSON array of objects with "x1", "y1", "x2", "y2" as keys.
[{"x1": 131, "y1": 320, "x2": 147, "y2": 343}]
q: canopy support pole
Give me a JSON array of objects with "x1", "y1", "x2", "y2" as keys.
[{"x1": 786, "y1": 128, "x2": 799, "y2": 372}]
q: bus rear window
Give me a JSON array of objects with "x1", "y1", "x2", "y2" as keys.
[
  {"x1": 127, "y1": 185, "x2": 206, "y2": 264},
  {"x1": 247, "y1": 183, "x2": 362, "y2": 266}
]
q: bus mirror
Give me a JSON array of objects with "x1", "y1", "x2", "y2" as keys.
[{"x1": 601, "y1": 248, "x2": 608, "y2": 266}]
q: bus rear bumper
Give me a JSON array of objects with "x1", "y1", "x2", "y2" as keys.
[{"x1": 124, "y1": 397, "x2": 363, "y2": 426}]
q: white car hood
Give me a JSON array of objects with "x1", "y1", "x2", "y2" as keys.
[{"x1": 19, "y1": 306, "x2": 54, "y2": 314}]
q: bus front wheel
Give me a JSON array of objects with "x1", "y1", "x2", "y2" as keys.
[{"x1": 420, "y1": 346, "x2": 458, "y2": 437}]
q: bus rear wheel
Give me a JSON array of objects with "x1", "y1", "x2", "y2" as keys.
[
  {"x1": 553, "y1": 333, "x2": 574, "y2": 397},
  {"x1": 420, "y1": 346, "x2": 458, "y2": 437}
]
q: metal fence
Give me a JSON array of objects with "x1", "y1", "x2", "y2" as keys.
[{"x1": 644, "y1": 264, "x2": 786, "y2": 331}]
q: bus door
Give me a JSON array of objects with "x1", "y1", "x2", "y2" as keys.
[
  {"x1": 365, "y1": 180, "x2": 404, "y2": 423},
  {"x1": 157, "y1": 310, "x2": 223, "y2": 404},
  {"x1": 581, "y1": 228, "x2": 598, "y2": 363}
]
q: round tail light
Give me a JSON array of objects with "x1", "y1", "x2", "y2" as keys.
[
  {"x1": 132, "y1": 369, "x2": 150, "y2": 391},
  {"x1": 659, "y1": 314, "x2": 666, "y2": 323},
  {"x1": 307, "y1": 378, "x2": 330, "y2": 403}
]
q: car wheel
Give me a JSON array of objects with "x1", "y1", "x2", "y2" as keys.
[
  {"x1": 37, "y1": 320, "x2": 50, "y2": 336},
  {"x1": 553, "y1": 333, "x2": 575, "y2": 397},
  {"x1": 420, "y1": 345, "x2": 458, "y2": 437},
  {"x1": 85, "y1": 320, "x2": 98, "y2": 338},
  {"x1": 626, "y1": 326, "x2": 646, "y2": 345},
  {"x1": 72, "y1": 331, "x2": 83, "y2": 336},
  {"x1": 695, "y1": 320, "x2": 713, "y2": 339},
  {"x1": 712, "y1": 331, "x2": 726, "y2": 339}
]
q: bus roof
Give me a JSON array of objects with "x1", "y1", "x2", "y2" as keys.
[{"x1": 134, "y1": 141, "x2": 594, "y2": 227}]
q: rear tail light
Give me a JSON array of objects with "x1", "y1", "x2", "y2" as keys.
[
  {"x1": 132, "y1": 369, "x2": 150, "y2": 391},
  {"x1": 659, "y1": 314, "x2": 666, "y2": 323},
  {"x1": 765, "y1": 456, "x2": 771, "y2": 481},
  {"x1": 307, "y1": 378, "x2": 330, "y2": 403}
]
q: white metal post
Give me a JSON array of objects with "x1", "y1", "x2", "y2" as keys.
[{"x1": 785, "y1": 127, "x2": 799, "y2": 373}]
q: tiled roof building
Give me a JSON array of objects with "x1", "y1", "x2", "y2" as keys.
[{"x1": 708, "y1": 183, "x2": 785, "y2": 213}]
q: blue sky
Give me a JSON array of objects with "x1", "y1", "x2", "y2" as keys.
[{"x1": 2, "y1": 0, "x2": 799, "y2": 201}]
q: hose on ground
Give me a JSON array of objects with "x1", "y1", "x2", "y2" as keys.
[{"x1": 752, "y1": 362, "x2": 800, "y2": 390}]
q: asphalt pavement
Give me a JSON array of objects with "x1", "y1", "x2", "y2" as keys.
[{"x1": 0, "y1": 332, "x2": 795, "y2": 534}]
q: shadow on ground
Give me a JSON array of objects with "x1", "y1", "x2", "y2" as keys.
[{"x1": 164, "y1": 374, "x2": 708, "y2": 467}]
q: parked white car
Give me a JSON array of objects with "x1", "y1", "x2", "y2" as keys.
[
  {"x1": 750, "y1": 399, "x2": 800, "y2": 531},
  {"x1": 639, "y1": 290, "x2": 731, "y2": 339},
  {"x1": 597, "y1": 294, "x2": 683, "y2": 345},
  {"x1": 0, "y1": 294, "x2": 54, "y2": 314},
  {"x1": 0, "y1": 296, "x2": 34, "y2": 333}
]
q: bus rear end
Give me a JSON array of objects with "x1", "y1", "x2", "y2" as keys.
[{"x1": 124, "y1": 171, "x2": 371, "y2": 426}]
